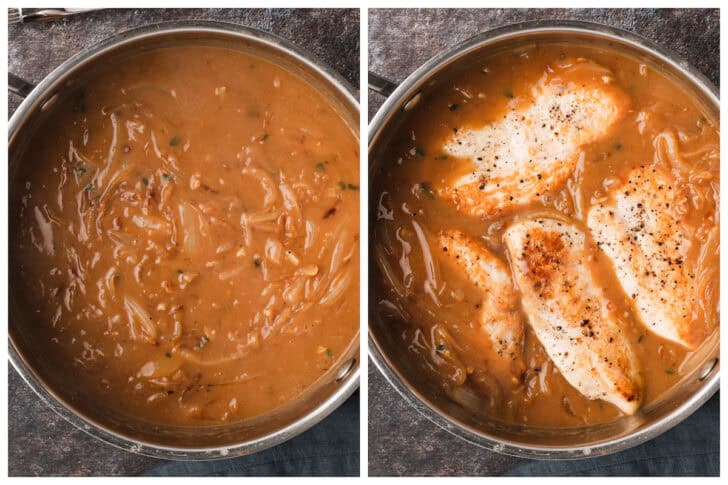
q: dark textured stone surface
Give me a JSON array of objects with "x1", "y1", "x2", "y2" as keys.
[
  {"x1": 8, "y1": 368, "x2": 160, "y2": 476},
  {"x1": 368, "y1": 366, "x2": 521, "y2": 477},
  {"x1": 9, "y1": 8, "x2": 359, "y2": 116},
  {"x1": 369, "y1": 8, "x2": 719, "y2": 120},
  {"x1": 368, "y1": 8, "x2": 719, "y2": 476},
  {"x1": 8, "y1": 8, "x2": 359, "y2": 477}
]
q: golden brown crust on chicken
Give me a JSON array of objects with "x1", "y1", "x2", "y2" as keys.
[{"x1": 504, "y1": 217, "x2": 642, "y2": 414}]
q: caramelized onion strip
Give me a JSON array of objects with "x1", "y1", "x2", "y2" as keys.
[
  {"x1": 374, "y1": 243, "x2": 406, "y2": 298},
  {"x1": 124, "y1": 297, "x2": 158, "y2": 343},
  {"x1": 654, "y1": 130, "x2": 691, "y2": 173},
  {"x1": 411, "y1": 220, "x2": 441, "y2": 306},
  {"x1": 319, "y1": 268, "x2": 353, "y2": 306},
  {"x1": 695, "y1": 225, "x2": 720, "y2": 331},
  {"x1": 241, "y1": 166, "x2": 277, "y2": 209}
]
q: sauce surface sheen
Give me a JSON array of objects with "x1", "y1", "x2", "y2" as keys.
[
  {"x1": 372, "y1": 42, "x2": 719, "y2": 427},
  {"x1": 12, "y1": 46, "x2": 360, "y2": 425}
]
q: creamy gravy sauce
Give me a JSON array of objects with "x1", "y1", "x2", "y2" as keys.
[{"x1": 11, "y1": 46, "x2": 359, "y2": 425}]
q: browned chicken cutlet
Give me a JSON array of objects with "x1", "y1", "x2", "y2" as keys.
[
  {"x1": 504, "y1": 217, "x2": 642, "y2": 414},
  {"x1": 439, "y1": 59, "x2": 628, "y2": 218},
  {"x1": 587, "y1": 165, "x2": 701, "y2": 349},
  {"x1": 437, "y1": 230, "x2": 524, "y2": 374}
]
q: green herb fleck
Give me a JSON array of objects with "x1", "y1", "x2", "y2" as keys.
[
  {"x1": 415, "y1": 147, "x2": 426, "y2": 157},
  {"x1": 435, "y1": 155, "x2": 448, "y2": 160},
  {"x1": 162, "y1": 173, "x2": 172, "y2": 181},
  {"x1": 142, "y1": 176, "x2": 149, "y2": 186},
  {"x1": 315, "y1": 162, "x2": 326, "y2": 171},
  {"x1": 198, "y1": 335, "x2": 210, "y2": 349},
  {"x1": 338, "y1": 181, "x2": 347, "y2": 190},
  {"x1": 165, "y1": 351, "x2": 172, "y2": 358},
  {"x1": 253, "y1": 257, "x2": 261, "y2": 268},
  {"x1": 74, "y1": 166, "x2": 87, "y2": 177},
  {"x1": 420, "y1": 182, "x2": 435, "y2": 200},
  {"x1": 436, "y1": 344, "x2": 445, "y2": 354},
  {"x1": 169, "y1": 136, "x2": 181, "y2": 147},
  {"x1": 347, "y1": 183, "x2": 359, "y2": 190},
  {"x1": 177, "y1": 269, "x2": 183, "y2": 275},
  {"x1": 84, "y1": 183, "x2": 94, "y2": 192},
  {"x1": 504, "y1": 89, "x2": 514, "y2": 99},
  {"x1": 448, "y1": 103, "x2": 459, "y2": 111},
  {"x1": 614, "y1": 143, "x2": 623, "y2": 151},
  {"x1": 325, "y1": 348, "x2": 333, "y2": 358},
  {"x1": 666, "y1": 368, "x2": 675, "y2": 375}
]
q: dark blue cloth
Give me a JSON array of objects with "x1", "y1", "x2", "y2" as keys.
[
  {"x1": 143, "y1": 391, "x2": 359, "y2": 476},
  {"x1": 506, "y1": 392, "x2": 719, "y2": 476}
]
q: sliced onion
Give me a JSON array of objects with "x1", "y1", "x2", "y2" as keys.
[
  {"x1": 374, "y1": 242, "x2": 406, "y2": 298},
  {"x1": 124, "y1": 297, "x2": 158, "y2": 343},
  {"x1": 132, "y1": 214, "x2": 169, "y2": 232},
  {"x1": 265, "y1": 238, "x2": 284, "y2": 264},
  {"x1": 412, "y1": 220, "x2": 441, "y2": 306},
  {"x1": 218, "y1": 266, "x2": 244, "y2": 281},
  {"x1": 178, "y1": 202, "x2": 204, "y2": 254},
  {"x1": 178, "y1": 347, "x2": 248, "y2": 366},
  {"x1": 654, "y1": 130, "x2": 691, "y2": 173},
  {"x1": 304, "y1": 220, "x2": 316, "y2": 252},
  {"x1": 282, "y1": 277, "x2": 306, "y2": 305},
  {"x1": 241, "y1": 166, "x2": 277, "y2": 208},
  {"x1": 137, "y1": 355, "x2": 182, "y2": 379},
  {"x1": 319, "y1": 269, "x2": 353, "y2": 306}
]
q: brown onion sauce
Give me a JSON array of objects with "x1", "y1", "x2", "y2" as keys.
[
  {"x1": 373, "y1": 43, "x2": 719, "y2": 426},
  {"x1": 11, "y1": 46, "x2": 359, "y2": 425}
]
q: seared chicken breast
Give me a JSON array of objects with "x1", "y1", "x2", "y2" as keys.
[
  {"x1": 437, "y1": 230, "x2": 523, "y2": 371},
  {"x1": 587, "y1": 166, "x2": 700, "y2": 349},
  {"x1": 504, "y1": 217, "x2": 642, "y2": 414},
  {"x1": 440, "y1": 59, "x2": 628, "y2": 218}
]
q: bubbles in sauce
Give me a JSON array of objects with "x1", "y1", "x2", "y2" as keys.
[
  {"x1": 372, "y1": 43, "x2": 719, "y2": 427},
  {"x1": 11, "y1": 46, "x2": 359, "y2": 425}
]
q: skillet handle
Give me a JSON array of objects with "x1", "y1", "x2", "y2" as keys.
[
  {"x1": 368, "y1": 71, "x2": 398, "y2": 97},
  {"x1": 9, "y1": 8, "x2": 99, "y2": 24},
  {"x1": 9, "y1": 73, "x2": 35, "y2": 98}
]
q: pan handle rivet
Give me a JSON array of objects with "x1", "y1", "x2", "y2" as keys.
[
  {"x1": 698, "y1": 358, "x2": 718, "y2": 381},
  {"x1": 402, "y1": 91, "x2": 422, "y2": 112},
  {"x1": 40, "y1": 93, "x2": 59, "y2": 112},
  {"x1": 335, "y1": 358, "x2": 357, "y2": 382}
]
